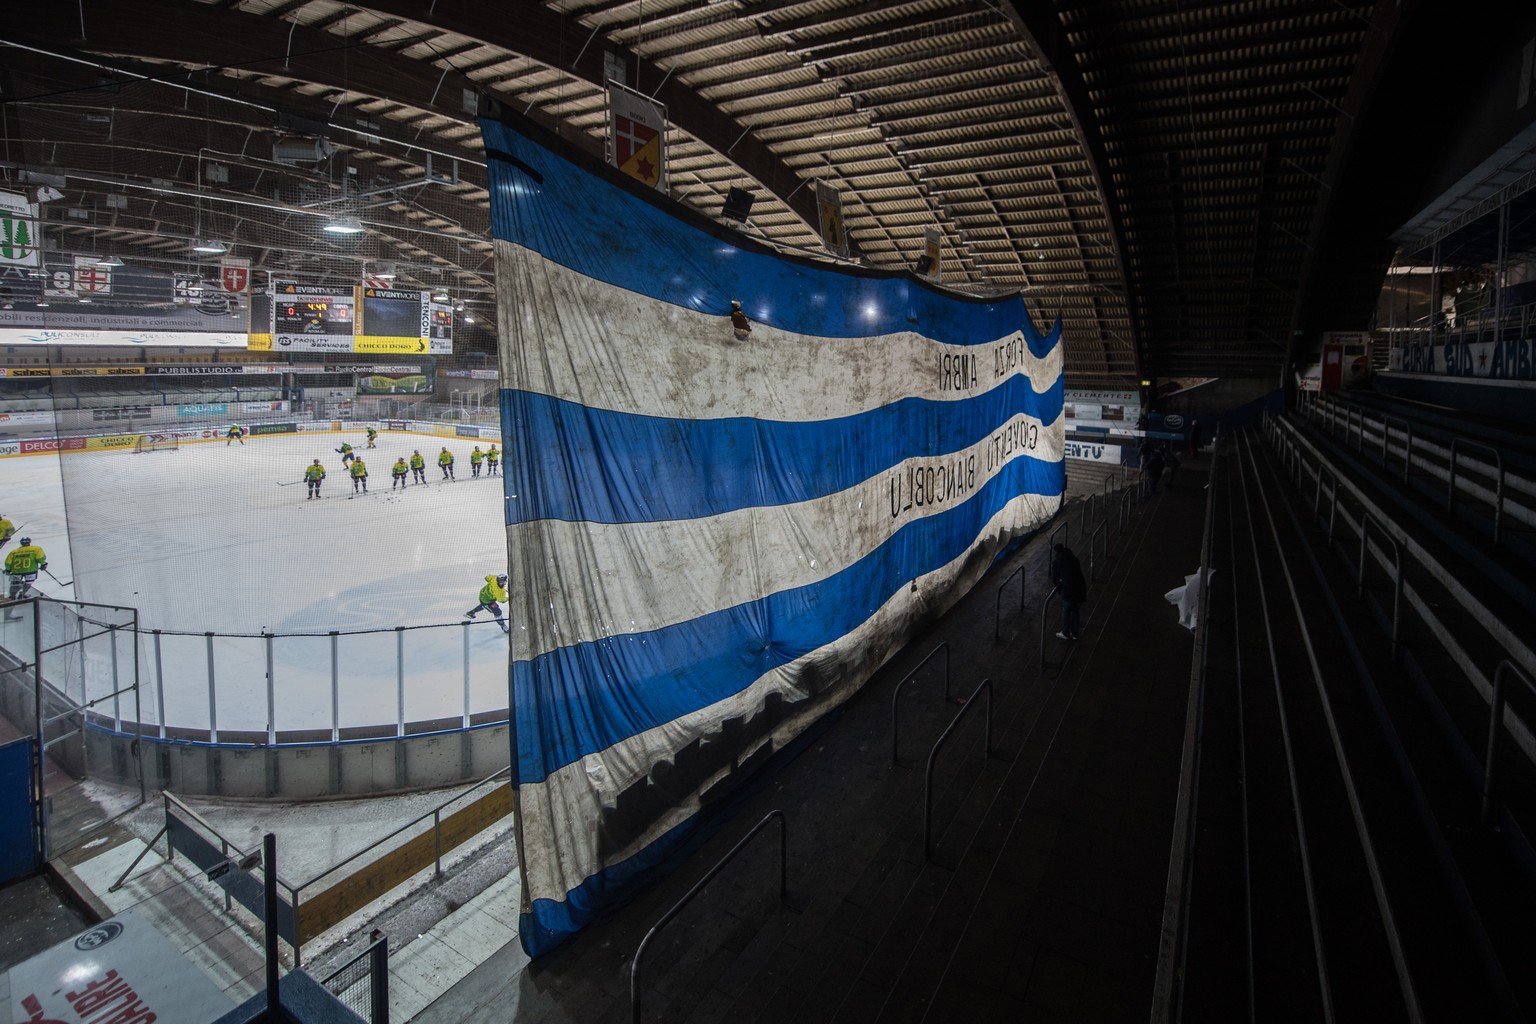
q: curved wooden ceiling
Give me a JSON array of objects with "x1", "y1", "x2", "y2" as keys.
[{"x1": 1, "y1": 0, "x2": 1392, "y2": 383}]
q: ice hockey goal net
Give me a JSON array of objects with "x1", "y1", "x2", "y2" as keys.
[{"x1": 134, "y1": 433, "x2": 179, "y2": 453}]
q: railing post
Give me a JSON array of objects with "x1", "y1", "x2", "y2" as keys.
[
  {"x1": 395, "y1": 627, "x2": 406, "y2": 738},
  {"x1": 923, "y1": 679, "x2": 994, "y2": 861},
  {"x1": 1090, "y1": 520, "x2": 1107, "y2": 581},
  {"x1": 994, "y1": 566, "x2": 1026, "y2": 640},
  {"x1": 462, "y1": 621, "x2": 472, "y2": 729},
  {"x1": 1040, "y1": 586, "x2": 1060, "y2": 669},
  {"x1": 1482, "y1": 661, "x2": 1535, "y2": 826},
  {"x1": 330, "y1": 632, "x2": 340, "y2": 743},
  {"x1": 1357, "y1": 513, "x2": 1404, "y2": 657},
  {"x1": 370, "y1": 936, "x2": 390, "y2": 1024},
  {"x1": 891, "y1": 642, "x2": 952, "y2": 766},
  {"x1": 631, "y1": 811, "x2": 789, "y2": 1024},
  {"x1": 153, "y1": 629, "x2": 167, "y2": 740},
  {"x1": 206, "y1": 631, "x2": 218, "y2": 744},
  {"x1": 1448, "y1": 437, "x2": 1505, "y2": 545},
  {"x1": 433, "y1": 808, "x2": 443, "y2": 880},
  {"x1": 109, "y1": 623, "x2": 122, "y2": 730},
  {"x1": 265, "y1": 632, "x2": 276, "y2": 746}
]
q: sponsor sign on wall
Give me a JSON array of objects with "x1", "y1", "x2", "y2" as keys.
[
  {"x1": 249, "y1": 422, "x2": 297, "y2": 435},
  {"x1": 176, "y1": 403, "x2": 229, "y2": 417},
  {"x1": 1064, "y1": 440, "x2": 1127, "y2": 464},
  {"x1": 0, "y1": 442, "x2": 20, "y2": 456},
  {"x1": 1393, "y1": 337, "x2": 1536, "y2": 382}
]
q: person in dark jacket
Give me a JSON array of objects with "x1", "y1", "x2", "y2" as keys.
[{"x1": 1052, "y1": 543, "x2": 1087, "y2": 640}]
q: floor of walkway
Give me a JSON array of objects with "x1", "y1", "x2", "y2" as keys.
[{"x1": 418, "y1": 462, "x2": 1209, "y2": 1022}]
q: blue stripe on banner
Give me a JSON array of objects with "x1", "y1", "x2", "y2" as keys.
[
  {"x1": 512, "y1": 449, "x2": 1060, "y2": 784},
  {"x1": 483, "y1": 118, "x2": 1056, "y2": 350},
  {"x1": 504, "y1": 374, "x2": 1063, "y2": 525}
]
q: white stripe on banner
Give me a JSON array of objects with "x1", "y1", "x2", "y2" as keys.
[
  {"x1": 515, "y1": 490, "x2": 1057, "y2": 899},
  {"x1": 509, "y1": 409, "x2": 1063, "y2": 660},
  {"x1": 498, "y1": 241, "x2": 1061, "y2": 418}
]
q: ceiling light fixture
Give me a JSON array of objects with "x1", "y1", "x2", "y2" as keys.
[
  {"x1": 191, "y1": 238, "x2": 229, "y2": 254},
  {"x1": 323, "y1": 216, "x2": 364, "y2": 235},
  {"x1": 431, "y1": 290, "x2": 449, "y2": 303},
  {"x1": 98, "y1": 254, "x2": 125, "y2": 267}
]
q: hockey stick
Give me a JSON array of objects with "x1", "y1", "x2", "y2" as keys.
[
  {"x1": 276, "y1": 479, "x2": 308, "y2": 486},
  {"x1": 43, "y1": 566, "x2": 73, "y2": 588}
]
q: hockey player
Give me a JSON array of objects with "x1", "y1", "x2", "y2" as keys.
[
  {"x1": 226, "y1": 424, "x2": 247, "y2": 446},
  {"x1": 409, "y1": 449, "x2": 427, "y2": 484},
  {"x1": 464, "y1": 574, "x2": 509, "y2": 633},
  {"x1": 349, "y1": 455, "x2": 369, "y2": 494},
  {"x1": 470, "y1": 446, "x2": 484, "y2": 478},
  {"x1": 336, "y1": 442, "x2": 356, "y2": 467},
  {"x1": 0, "y1": 515, "x2": 14, "y2": 548},
  {"x1": 366, "y1": 427, "x2": 379, "y2": 449},
  {"x1": 486, "y1": 445, "x2": 500, "y2": 477},
  {"x1": 391, "y1": 457, "x2": 409, "y2": 491},
  {"x1": 4, "y1": 537, "x2": 46, "y2": 602},
  {"x1": 438, "y1": 447, "x2": 455, "y2": 480},
  {"x1": 304, "y1": 459, "x2": 326, "y2": 500}
]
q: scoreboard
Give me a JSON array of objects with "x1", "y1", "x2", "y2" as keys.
[{"x1": 270, "y1": 282, "x2": 454, "y2": 353}]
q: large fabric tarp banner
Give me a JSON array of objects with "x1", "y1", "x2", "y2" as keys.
[{"x1": 484, "y1": 112, "x2": 1064, "y2": 957}]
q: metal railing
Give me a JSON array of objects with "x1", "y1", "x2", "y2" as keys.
[
  {"x1": 1314, "y1": 463, "x2": 1339, "y2": 547},
  {"x1": 891, "y1": 643, "x2": 952, "y2": 767},
  {"x1": 1447, "y1": 437, "x2": 1504, "y2": 545},
  {"x1": 923, "y1": 679, "x2": 995, "y2": 861},
  {"x1": 320, "y1": 935, "x2": 390, "y2": 1024},
  {"x1": 1039, "y1": 585, "x2": 1060, "y2": 670},
  {"x1": 994, "y1": 564, "x2": 1026, "y2": 640},
  {"x1": 631, "y1": 810, "x2": 789, "y2": 1024},
  {"x1": 1356, "y1": 513, "x2": 1404, "y2": 658},
  {"x1": 1120, "y1": 487, "x2": 1135, "y2": 533},
  {"x1": 292, "y1": 766, "x2": 512, "y2": 903},
  {"x1": 112, "y1": 618, "x2": 512, "y2": 740},
  {"x1": 1089, "y1": 520, "x2": 1108, "y2": 582},
  {"x1": 1481, "y1": 661, "x2": 1536, "y2": 827},
  {"x1": 1382, "y1": 415, "x2": 1413, "y2": 485}
]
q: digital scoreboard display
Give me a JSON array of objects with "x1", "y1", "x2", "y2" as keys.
[
  {"x1": 272, "y1": 283, "x2": 355, "y2": 351},
  {"x1": 268, "y1": 282, "x2": 454, "y2": 353}
]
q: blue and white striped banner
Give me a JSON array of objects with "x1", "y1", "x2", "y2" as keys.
[{"x1": 484, "y1": 113, "x2": 1064, "y2": 956}]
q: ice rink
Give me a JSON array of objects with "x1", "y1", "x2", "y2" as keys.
[{"x1": 1, "y1": 429, "x2": 512, "y2": 732}]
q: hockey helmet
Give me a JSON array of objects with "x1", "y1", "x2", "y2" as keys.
[
  {"x1": 497, "y1": 574, "x2": 508, "y2": 585},
  {"x1": 18, "y1": 537, "x2": 29, "y2": 546}
]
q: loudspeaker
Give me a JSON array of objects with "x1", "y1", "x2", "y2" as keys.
[
  {"x1": 914, "y1": 254, "x2": 933, "y2": 275},
  {"x1": 721, "y1": 187, "x2": 755, "y2": 222}
]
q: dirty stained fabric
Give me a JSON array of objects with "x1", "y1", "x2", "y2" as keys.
[{"x1": 484, "y1": 112, "x2": 1066, "y2": 957}]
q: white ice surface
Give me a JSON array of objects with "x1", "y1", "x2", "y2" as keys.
[{"x1": 0, "y1": 431, "x2": 511, "y2": 732}]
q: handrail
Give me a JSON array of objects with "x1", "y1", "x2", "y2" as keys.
[
  {"x1": 1048, "y1": 520, "x2": 1069, "y2": 564},
  {"x1": 292, "y1": 766, "x2": 512, "y2": 893},
  {"x1": 1089, "y1": 520, "x2": 1108, "y2": 581},
  {"x1": 994, "y1": 564, "x2": 1026, "y2": 640},
  {"x1": 1447, "y1": 437, "x2": 1505, "y2": 545},
  {"x1": 891, "y1": 642, "x2": 952, "y2": 767},
  {"x1": 1482, "y1": 661, "x2": 1536, "y2": 826},
  {"x1": 1314, "y1": 463, "x2": 1339, "y2": 547},
  {"x1": 1039, "y1": 585, "x2": 1060, "y2": 670},
  {"x1": 923, "y1": 679, "x2": 993, "y2": 861},
  {"x1": 1357, "y1": 513, "x2": 1404, "y2": 657},
  {"x1": 1120, "y1": 488, "x2": 1134, "y2": 533},
  {"x1": 1381, "y1": 414, "x2": 1413, "y2": 485},
  {"x1": 631, "y1": 810, "x2": 788, "y2": 1023}
]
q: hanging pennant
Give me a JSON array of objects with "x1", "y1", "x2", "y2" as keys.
[
  {"x1": 816, "y1": 182, "x2": 848, "y2": 257},
  {"x1": 608, "y1": 82, "x2": 667, "y2": 190}
]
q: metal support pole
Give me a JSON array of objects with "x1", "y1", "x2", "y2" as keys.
[
  {"x1": 264, "y1": 832, "x2": 280, "y2": 1017},
  {"x1": 265, "y1": 632, "x2": 276, "y2": 746},
  {"x1": 206, "y1": 632, "x2": 218, "y2": 743},
  {"x1": 462, "y1": 621, "x2": 472, "y2": 729},
  {"x1": 330, "y1": 632, "x2": 340, "y2": 743},
  {"x1": 110, "y1": 624, "x2": 122, "y2": 731},
  {"x1": 396, "y1": 627, "x2": 406, "y2": 738},
  {"x1": 153, "y1": 630, "x2": 166, "y2": 740}
]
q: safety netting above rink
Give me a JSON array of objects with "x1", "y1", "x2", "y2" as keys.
[{"x1": 485, "y1": 112, "x2": 1064, "y2": 957}]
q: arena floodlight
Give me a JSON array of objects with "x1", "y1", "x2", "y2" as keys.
[
  {"x1": 191, "y1": 238, "x2": 229, "y2": 254},
  {"x1": 323, "y1": 216, "x2": 364, "y2": 235}
]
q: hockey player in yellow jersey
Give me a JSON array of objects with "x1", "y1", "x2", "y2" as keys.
[
  {"x1": 464, "y1": 573, "x2": 509, "y2": 633},
  {"x1": 349, "y1": 456, "x2": 369, "y2": 494},
  {"x1": 304, "y1": 460, "x2": 326, "y2": 500},
  {"x1": 4, "y1": 538, "x2": 47, "y2": 602},
  {"x1": 391, "y1": 457, "x2": 409, "y2": 491}
]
